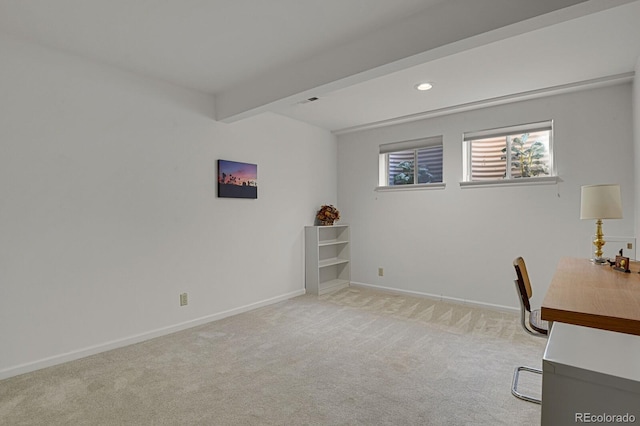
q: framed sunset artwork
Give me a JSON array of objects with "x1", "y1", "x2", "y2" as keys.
[{"x1": 217, "y1": 160, "x2": 258, "y2": 199}]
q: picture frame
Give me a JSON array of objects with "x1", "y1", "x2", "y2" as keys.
[
  {"x1": 614, "y1": 255, "x2": 631, "y2": 273},
  {"x1": 217, "y1": 160, "x2": 258, "y2": 199}
]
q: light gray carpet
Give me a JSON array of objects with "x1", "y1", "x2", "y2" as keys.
[{"x1": 0, "y1": 287, "x2": 545, "y2": 425}]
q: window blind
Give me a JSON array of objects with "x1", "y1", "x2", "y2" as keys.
[
  {"x1": 380, "y1": 136, "x2": 442, "y2": 154},
  {"x1": 463, "y1": 121, "x2": 552, "y2": 141}
]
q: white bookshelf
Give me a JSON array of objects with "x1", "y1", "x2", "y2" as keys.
[{"x1": 305, "y1": 225, "x2": 350, "y2": 295}]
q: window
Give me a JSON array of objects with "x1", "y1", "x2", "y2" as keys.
[
  {"x1": 378, "y1": 136, "x2": 443, "y2": 189},
  {"x1": 462, "y1": 121, "x2": 554, "y2": 183}
]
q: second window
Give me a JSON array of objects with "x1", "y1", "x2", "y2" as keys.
[{"x1": 463, "y1": 121, "x2": 553, "y2": 182}]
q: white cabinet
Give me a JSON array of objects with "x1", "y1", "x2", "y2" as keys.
[
  {"x1": 542, "y1": 323, "x2": 640, "y2": 425},
  {"x1": 305, "y1": 225, "x2": 350, "y2": 295}
]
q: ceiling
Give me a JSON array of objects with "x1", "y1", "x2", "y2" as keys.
[{"x1": 1, "y1": 0, "x2": 639, "y2": 133}]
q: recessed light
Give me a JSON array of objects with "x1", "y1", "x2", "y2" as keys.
[{"x1": 415, "y1": 82, "x2": 433, "y2": 91}]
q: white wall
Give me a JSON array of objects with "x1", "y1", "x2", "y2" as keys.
[
  {"x1": 0, "y1": 34, "x2": 337, "y2": 378},
  {"x1": 338, "y1": 84, "x2": 635, "y2": 311}
]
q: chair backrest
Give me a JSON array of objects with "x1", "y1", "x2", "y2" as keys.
[{"x1": 513, "y1": 257, "x2": 532, "y2": 313}]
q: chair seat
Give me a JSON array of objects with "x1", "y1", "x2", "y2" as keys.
[{"x1": 529, "y1": 309, "x2": 549, "y2": 335}]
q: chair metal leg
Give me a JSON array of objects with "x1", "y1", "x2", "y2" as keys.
[
  {"x1": 511, "y1": 366, "x2": 542, "y2": 404},
  {"x1": 515, "y1": 280, "x2": 547, "y2": 338}
]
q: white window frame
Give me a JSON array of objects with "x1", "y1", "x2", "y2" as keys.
[
  {"x1": 376, "y1": 136, "x2": 445, "y2": 192},
  {"x1": 460, "y1": 120, "x2": 559, "y2": 188}
]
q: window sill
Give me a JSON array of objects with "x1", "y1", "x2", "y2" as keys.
[
  {"x1": 375, "y1": 182, "x2": 446, "y2": 192},
  {"x1": 459, "y1": 176, "x2": 559, "y2": 188}
]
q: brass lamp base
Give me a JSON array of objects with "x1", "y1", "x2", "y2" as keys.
[{"x1": 591, "y1": 219, "x2": 606, "y2": 263}]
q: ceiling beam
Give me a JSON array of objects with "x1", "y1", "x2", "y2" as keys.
[{"x1": 215, "y1": 0, "x2": 632, "y2": 123}]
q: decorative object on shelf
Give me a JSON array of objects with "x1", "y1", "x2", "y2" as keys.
[
  {"x1": 316, "y1": 204, "x2": 340, "y2": 226},
  {"x1": 580, "y1": 184, "x2": 623, "y2": 263},
  {"x1": 218, "y1": 159, "x2": 258, "y2": 199}
]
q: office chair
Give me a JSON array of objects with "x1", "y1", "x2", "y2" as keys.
[{"x1": 511, "y1": 256, "x2": 548, "y2": 404}]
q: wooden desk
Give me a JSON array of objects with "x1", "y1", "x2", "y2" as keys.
[{"x1": 541, "y1": 257, "x2": 640, "y2": 336}]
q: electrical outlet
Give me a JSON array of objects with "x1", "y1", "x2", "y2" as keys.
[
  {"x1": 179, "y1": 293, "x2": 188, "y2": 306},
  {"x1": 378, "y1": 267, "x2": 384, "y2": 277},
  {"x1": 628, "y1": 243, "x2": 633, "y2": 250}
]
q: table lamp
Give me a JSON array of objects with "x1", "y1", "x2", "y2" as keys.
[{"x1": 580, "y1": 184, "x2": 623, "y2": 263}]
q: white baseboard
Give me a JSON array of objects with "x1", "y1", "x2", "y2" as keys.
[
  {"x1": 350, "y1": 281, "x2": 519, "y2": 314},
  {"x1": 0, "y1": 289, "x2": 305, "y2": 381}
]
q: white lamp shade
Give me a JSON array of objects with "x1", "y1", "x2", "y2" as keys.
[{"x1": 580, "y1": 184, "x2": 623, "y2": 220}]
